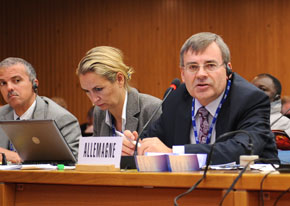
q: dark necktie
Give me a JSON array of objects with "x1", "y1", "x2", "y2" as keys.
[{"x1": 198, "y1": 107, "x2": 209, "y2": 144}]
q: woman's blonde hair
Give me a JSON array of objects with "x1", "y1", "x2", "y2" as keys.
[{"x1": 76, "y1": 46, "x2": 134, "y2": 89}]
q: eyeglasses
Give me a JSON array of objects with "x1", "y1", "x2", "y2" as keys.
[{"x1": 183, "y1": 62, "x2": 225, "y2": 74}]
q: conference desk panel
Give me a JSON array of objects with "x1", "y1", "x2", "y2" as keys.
[
  {"x1": 0, "y1": 170, "x2": 289, "y2": 206},
  {"x1": 233, "y1": 173, "x2": 290, "y2": 206},
  {"x1": 0, "y1": 170, "x2": 236, "y2": 206}
]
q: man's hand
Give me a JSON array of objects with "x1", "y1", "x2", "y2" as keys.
[
  {"x1": 138, "y1": 137, "x2": 172, "y2": 155},
  {"x1": 0, "y1": 148, "x2": 22, "y2": 164},
  {"x1": 122, "y1": 130, "x2": 138, "y2": 156}
]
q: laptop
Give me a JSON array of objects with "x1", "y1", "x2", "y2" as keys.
[{"x1": 0, "y1": 119, "x2": 76, "y2": 165}]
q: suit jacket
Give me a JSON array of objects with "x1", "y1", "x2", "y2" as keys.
[
  {"x1": 143, "y1": 73, "x2": 278, "y2": 164},
  {"x1": 93, "y1": 87, "x2": 162, "y2": 136},
  {"x1": 0, "y1": 96, "x2": 80, "y2": 157}
]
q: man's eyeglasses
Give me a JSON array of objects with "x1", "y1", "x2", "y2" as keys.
[{"x1": 183, "y1": 62, "x2": 225, "y2": 74}]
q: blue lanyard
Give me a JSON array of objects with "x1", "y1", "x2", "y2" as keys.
[{"x1": 191, "y1": 80, "x2": 231, "y2": 144}]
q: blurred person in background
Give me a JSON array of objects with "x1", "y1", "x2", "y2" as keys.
[
  {"x1": 281, "y1": 96, "x2": 290, "y2": 118},
  {"x1": 80, "y1": 106, "x2": 94, "y2": 136}
]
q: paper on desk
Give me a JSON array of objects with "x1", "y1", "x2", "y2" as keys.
[
  {"x1": 207, "y1": 162, "x2": 238, "y2": 170},
  {"x1": 208, "y1": 162, "x2": 278, "y2": 172},
  {"x1": 0, "y1": 165, "x2": 22, "y2": 170},
  {"x1": 250, "y1": 164, "x2": 277, "y2": 172},
  {"x1": 21, "y1": 164, "x2": 57, "y2": 170}
]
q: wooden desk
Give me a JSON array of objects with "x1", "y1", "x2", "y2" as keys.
[
  {"x1": 0, "y1": 170, "x2": 236, "y2": 206},
  {"x1": 233, "y1": 172, "x2": 290, "y2": 206},
  {"x1": 0, "y1": 170, "x2": 289, "y2": 206}
]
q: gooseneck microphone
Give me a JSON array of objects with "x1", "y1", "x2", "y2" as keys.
[
  {"x1": 133, "y1": 78, "x2": 181, "y2": 156},
  {"x1": 174, "y1": 130, "x2": 255, "y2": 206},
  {"x1": 0, "y1": 153, "x2": 7, "y2": 165},
  {"x1": 121, "y1": 78, "x2": 181, "y2": 169},
  {"x1": 163, "y1": 78, "x2": 181, "y2": 99}
]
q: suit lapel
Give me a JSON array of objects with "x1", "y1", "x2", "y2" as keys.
[
  {"x1": 4, "y1": 108, "x2": 14, "y2": 120},
  {"x1": 174, "y1": 91, "x2": 192, "y2": 145},
  {"x1": 125, "y1": 88, "x2": 139, "y2": 132},
  {"x1": 32, "y1": 96, "x2": 46, "y2": 119},
  {"x1": 100, "y1": 122, "x2": 112, "y2": 136}
]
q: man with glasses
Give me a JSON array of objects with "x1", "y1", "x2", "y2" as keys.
[{"x1": 122, "y1": 32, "x2": 278, "y2": 164}]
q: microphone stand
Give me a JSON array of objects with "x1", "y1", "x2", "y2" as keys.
[
  {"x1": 174, "y1": 130, "x2": 255, "y2": 206},
  {"x1": 0, "y1": 153, "x2": 7, "y2": 165},
  {"x1": 121, "y1": 79, "x2": 180, "y2": 169},
  {"x1": 133, "y1": 87, "x2": 174, "y2": 156}
]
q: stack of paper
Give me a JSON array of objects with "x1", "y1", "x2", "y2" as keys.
[
  {"x1": 0, "y1": 165, "x2": 22, "y2": 170},
  {"x1": 135, "y1": 153, "x2": 207, "y2": 172}
]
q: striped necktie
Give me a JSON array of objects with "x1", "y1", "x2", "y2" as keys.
[{"x1": 198, "y1": 107, "x2": 209, "y2": 144}]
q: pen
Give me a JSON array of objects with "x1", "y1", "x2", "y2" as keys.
[{"x1": 115, "y1": 130, "x2": 141, "y2": 147}]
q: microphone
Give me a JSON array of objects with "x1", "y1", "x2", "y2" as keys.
[
  {"x1": 120, "y1": 78, "x2": 181, "y2": 169},
  {"x1": 174, "y1": 130, "x2": 256, "y2": 206},
  {"x1": 163, "y1": 78, "x2": 181, "y2": 99},
  {"x1": 134, "y1": 78, "x2": 181, "y2": 156}
]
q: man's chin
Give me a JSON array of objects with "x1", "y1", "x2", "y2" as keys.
[
  {"x1": 7, "y1": 99, "x2": 21, "y2": 108},
  {"x1": 96, "y1": 104, "x2": 108, "y2": 110},
  {"x1": 193, "y1": 93, "x2": 215, "y2": 105}
]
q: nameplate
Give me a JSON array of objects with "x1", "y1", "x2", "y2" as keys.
[{"x1": 78, "y1": 136, "x2": 122, "y2": 168}]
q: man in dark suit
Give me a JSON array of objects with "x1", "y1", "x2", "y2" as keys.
[{"x1": 123, "y1": 32, "x2": 278, "y2": 164}]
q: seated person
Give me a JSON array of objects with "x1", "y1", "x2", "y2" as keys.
[
  {"x1": 281, "y1": 96, "x2": 290, "y2": 118},
  {"x1": 76, "y1": 46, "x2": 162, "y2": 138},
  {"x1": 80, "y1": 106, "x2": 94, "y2": 136},
  {"x1": 252, "y1": 73, "x2": 290, "y2": 150},
  {"x1": 123, "y1": 32, "x2": 278, "y2": 164},
  {"x1": 0, "y1": 57, "x2": 81, "y2": 163}
]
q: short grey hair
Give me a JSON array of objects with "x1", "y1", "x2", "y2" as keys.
[
  {"x1": 180, "y1": 32, "x2": 231, "y2": 67},
  {"x1": 0, "y1": 57, "x2": 37, "y2": 82}
]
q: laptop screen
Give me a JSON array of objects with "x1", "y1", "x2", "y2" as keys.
[{"x1": 0, "y1": 119, "x2": 76, "y2": 165}]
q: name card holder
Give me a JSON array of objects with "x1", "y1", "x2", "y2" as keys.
[
  {"x1": 76, "y1": 136, "x2": 123, "y2": 172},
  {"x1": 75, "y1": 164, "x2": 119, "y2": 172}
]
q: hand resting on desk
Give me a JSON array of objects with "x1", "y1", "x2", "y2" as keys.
[
  {"x1": 122, "y1": 130, "x2": 138, "y2": 156},
  {"x1": 0, "y1": 147, "x2": 22, "y2": 164},
  {"x1": 122, "y1": 130, "x2": 172, "y2": 155}
]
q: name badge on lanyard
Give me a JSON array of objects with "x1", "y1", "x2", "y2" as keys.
[{"x1": 191, "y1": 80, "x2": 231, "y2": 144}]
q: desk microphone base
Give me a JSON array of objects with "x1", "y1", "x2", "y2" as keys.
[{"x1": 120, "y1": 156, "x2": 136, "y2": 169}]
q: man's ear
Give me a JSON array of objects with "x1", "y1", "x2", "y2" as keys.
[
  {"x1": 32, "y1": 79, "x2": 39, "y2": 93},
  {"x1": 34, "y1": 79, "x2": 39, "y2": 87},
  {"x1": 226, "y1": 63, "x2": 233, "y2": 79}
]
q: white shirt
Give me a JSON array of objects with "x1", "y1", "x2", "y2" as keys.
[
  {"x1": 270, "y1": 100, "x2": 290, "y2": 137},
  {"x1": 105, "y1": 91, "x2": 128, "y2": 132},
  {"x1": 13, "y1": 100, "x2": 36, "y2": 120},
  {"x1": 173, "y1": 90, "x2": 225, "y2": 154}
]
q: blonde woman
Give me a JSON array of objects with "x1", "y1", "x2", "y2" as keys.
[{"x1": 76, "y1": 46, "x2": 161, "y2": 155}]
